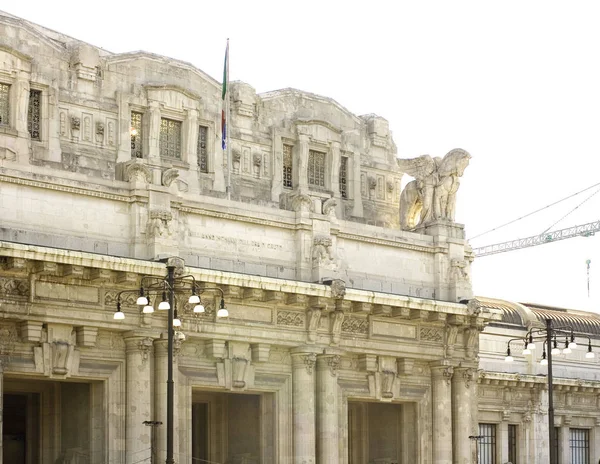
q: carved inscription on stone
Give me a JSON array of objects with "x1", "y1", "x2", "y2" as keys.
[{"x1": 277, "y1": 310, "x2": 305, "y2": 327}]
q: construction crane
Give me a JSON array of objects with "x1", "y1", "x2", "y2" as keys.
[{"x1": 472, "y1": 219, "x2": 600, "y2": 257}]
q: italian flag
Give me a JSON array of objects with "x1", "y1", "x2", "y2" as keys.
[{"x1": 221, "y1": 40, "x2": 229, "y2": 150}]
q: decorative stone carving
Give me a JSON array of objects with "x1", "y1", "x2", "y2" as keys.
[
  {"x1": 342, "y1": 317, "x2": 368, "y2": 334},
  {"x1": 398, "y1": 148, "x2": 471, "y2": 229},
  {"x1": 322, "y1": 198, "x2": 337, "y2": 218},
  {"x1": 95, "y1": 122, "x2": 104, "y2": 142},
  {"x1": 451, "y1": 258, "x2": 470, "y2": 282},
  {"x1": 303, "y1": 352, "x2": 317, "y2": 374},
  {"x1": 307, "y1": 308, "x2": 321, "y2": 343},
  {"x1": 124, "y1": 162, "x2": 152, "y2": 183},
  {"x1": 312, "y1": 236, "x2": 334, "y2": 264},
  {"x1": 327, "y1": 355, "x2": 341, "y2": 376},
  {"x1": 420, "y1": 327, "x2": 443, "y2": 342},
  {"x1": 71, "y1": 116, "x2": 80, "y2": 131},
  {"x1": 252, "y1": 153, "x2": 262, "y2": 166},
  {"x1": 138, "y1": 337, "x2": 153, "y2": 363},
  {"x1": 233, "y1": 148, "x2": 242, "y2": 172},
  {"x1": 162, "y1": 168, "x2": 180, "y2": 187},
  {"x1": 83, "y1": 116, "x2": 91, "y2": 141},
  {"x1": 0, "y1": 277, "x2": 29, "y2": 297},
  {"x1": 368, "y1": 176, "x2": 377, "y2": 190},
  {"x1": 386, "y1": 180, "x2": 395, "y2": 193},
  {"x1": 330, "y1": 311, "x2": 345, "y2": 345},
  {"x1": 0, "y1": 324, "x2": 18, "y2": 360},
  {"x1": 147, "y1": 210, "x2": 174, "y2": 237},
  {"x1": 462, "y1": 368, "x2": 474, "y2": 388},
  {"x1": 60, "y1": 111, "x2": 67, "y2": 136},
  {"x1": 107, "y1": 121, "x2": 115, "y2": 145},
  {"x1": 290, "y1": 193, "x2": 313, "y2": 213},
  {"x1": 277, "y1": 310, "x2": 305, "y2": 327}
]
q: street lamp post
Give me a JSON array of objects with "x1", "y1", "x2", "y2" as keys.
[
  {"x1": 112, "y1": 262, "x2": 227, "y2": 464},
  {"x1": 504, "y1": 318, "x2": 595, "y2": 464}
]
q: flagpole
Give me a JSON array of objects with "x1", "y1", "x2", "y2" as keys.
[{"x1": 226, "y1": 38, "x2": 231, "y2": 201}]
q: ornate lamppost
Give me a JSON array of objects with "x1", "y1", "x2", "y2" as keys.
[
  {"x1": 112, "y1": 261, "x2": 227, "y2": 464},
  {"x1": 504, "y1": 318, "x2": 594, "y2": 464}
]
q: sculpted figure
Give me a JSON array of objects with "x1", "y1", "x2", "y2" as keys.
[{"x1": 397, "y1": 148, "x2": 471, "y2": 229}]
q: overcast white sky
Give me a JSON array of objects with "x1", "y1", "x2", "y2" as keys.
[{"x1": 5, "y1": 0, "x2": 600, "y2": 311}]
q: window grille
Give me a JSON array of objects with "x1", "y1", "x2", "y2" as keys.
[
  {"x1": 0, "y1": 83, "x2": 9, "y2": 126},
  {"x1": 308, "y1": 150, "x2": 326, "y2": 188},
  {"x1": 198, "y1": 126, "x2": 208, "y2": 172},
  {"x1": 570, "y1": 428, "x2": 589, "y2": 464},
  {"x1": 478, "y1": 423, "x2": 496, "y2": 464},
  {"x1": 283, "y1": 144, "x2": 293, "y2": 189},
  {"x1": 27, "y1": 89, "x2": 41, "y2": 140},
  {"x1": 339, "y1": 156, "x2": 348, "y2": 198},
  {"x1": 130, "y1": 112, "x2": 143, "y2": 158},
  {"x1": 508, "y1": 424, "x2": 517, "y2": 464},
  {"x1": 160, "y1": 118, "x2": 182, "y2": 159}
]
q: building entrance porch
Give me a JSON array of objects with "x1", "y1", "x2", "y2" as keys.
[
  {"x1": 2, "y1": 378, "x2": 103, "y2": 464},
  {"x1": 347, "y1": 401, "x2": 418, "y2": 464}
]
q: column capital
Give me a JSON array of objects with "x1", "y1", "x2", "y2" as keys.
[
  {"x1": 317, "y1": 352, "x2": 342, "y2": 377},
  {"x1": 431, "y1": 364, "x2": 454, "y2": 384},
  {"x1": 453, "y1": 366, "x2": 476, "y2": 389}
]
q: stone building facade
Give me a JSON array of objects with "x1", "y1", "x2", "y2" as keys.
[{"x1": 0, "y1": 10, "x2": 599, "y2": 464}]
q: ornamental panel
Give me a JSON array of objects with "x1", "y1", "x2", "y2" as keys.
[{"x1": 28, "y1": 89, "x2": 41, "y2": 140}]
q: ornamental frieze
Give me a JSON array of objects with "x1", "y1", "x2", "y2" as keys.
[
  {"x1": 277, "y1": 310, "x2": 305, "y2": 327},
  {"x1": 341, "y1": 317, "x2": 368, "y2": 335},
  {"x1": 0, "y1": 277, "x2": 29, "y2": 297},
  {"x1": 419, "y1": 327, "x2": 443, "y2": 342}
]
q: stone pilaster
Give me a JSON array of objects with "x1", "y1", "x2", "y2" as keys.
[
  {"x1": 452, "y1": 367, "x2": 475, "y2": 464},
  {"x1": 147, "y1": 101, "x2": 161, "y2": 161},
  {"x1": 291, "y1": 348, "x2": 320, "y2": 464},
  {"x1": 154, "y1": 337, "x2": 180, "y2": 464},
  {"x1": 431, "y1": 365, "x2": 453, "y2": 464},
  {"x1": 316, "y1": 353, "x2": 341, "y2": 463},
  {"x1": 297, "y1": 133, "x2": 310, "y2": 191},
  {"x1": 125, "y1": 336, "x2": 154, "y2": 464}
]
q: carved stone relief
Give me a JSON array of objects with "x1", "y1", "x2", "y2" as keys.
[
  {"x1": 146, "y1": 210, "x2": 174, "y2": 237},
  {"x1": 277, "y1": 310, "x2": 305, "y2": 327}
]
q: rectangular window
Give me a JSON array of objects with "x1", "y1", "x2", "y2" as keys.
[
  {"x1": 570, "y1": 428, "x2": 589, "y2": 464},
  {"x1": 28, "y1": 89, "x2": 41, "y2": 140},
  {"x1": 0, "y1": 83, "x2": 9, "y2": 126},
  {"x1": 339, "y1": 156, "x2": 348, "y2": 198},
  {"x1": 283, "y1": 144, "x2": 293, "y2": 189},
  {"x1": 160, "y1": 118, "x2": 182, "y2": 159},
  {"x1": 508, "y1": 424, "x2": 517, "y2": 464},
  {"x1": 130, "y1": 112, "x2": 143, "y2": 158},
  {"x1": 308, "y1": 150, "x2": 326, "y2": 188},
  {"x1": 478, "y1": 423, "x2": 496, "y2": 464},
  {"x1": 198, "y1": 125, "x2": 208, "y2": 172}
]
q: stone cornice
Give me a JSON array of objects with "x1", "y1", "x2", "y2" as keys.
[{"x1": 337, "y1": 231, "x2": 444, "y2": 254}]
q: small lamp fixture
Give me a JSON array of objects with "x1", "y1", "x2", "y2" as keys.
[
  {"x1": 142, "y1": 304, "x2": 154, "y2": 314},
  {"x1": 188, "y1": 289, "x2": 200, "y2": 305},
  {"x1": 504, "y1": 347, "x2": 514, "y2": 363},
  {"x1": 130, "y1": 127, "x2": 138, "y2": 136},
  {"x1": 114, "y1": 302, "x2": 125, "y2": 320},
  {"x1": 586, "y1": 341, "x2": 595, "y2": 359},
  {"x1": 193, "y1": 303, "x2": 205, "y2": 313},
  {"x1": 523, "y1": 341, "x2": 531, "y2": 356},
  {"x1": 526, "y1": 335, "x2": 536, "y2": 351},
  {"x1": 563, "y1": 338, "x2": 572, "y2": 355},
  {"x1": 217, "y1": 298, "x2": 228, "y2": 318},
  {"x1": 568, "y1": 335, "x2": 577, "y2": 350},
  {"x1": 540, "y1": 350, "x2": 548, "y2": 365},
  {"x1": 158, "y1": 291, "x2": 170, "y2": 310},
  {"x1": 136, "y1": 288, "x2": 149, "y2": 306},
  {"x1": 173, "y1": 310, "x2": 182, "y2": 327},
  {"x1": 551, "y1": 338, "x2": 561, "y2": 356}
]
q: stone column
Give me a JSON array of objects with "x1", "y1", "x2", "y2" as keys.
[
  {"x1": 452, "y1": 367, "x2": 475, "y2": 464},
  {"x1": 125, "y1": 336, "x2": 154, "y2": 464},
  {"x1": 154, "y1": 337, "x2": 180, "y2": 463},
  {"x1": 559, "y1": 424, "x2": 569, "y2": 464},
  {"x1": 316, "y1": 353, "x2": 340, "y2": 463},
  {"x1": 291, "y1": 349, "x2": 319, "y2": 464},
  {"x1": 431, "y1": 365, "x2": 453, "y2": 464}
]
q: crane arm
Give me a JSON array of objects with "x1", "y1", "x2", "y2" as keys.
[{"x1": 472, "y1": 220, "x2": 600, "y2": 257}]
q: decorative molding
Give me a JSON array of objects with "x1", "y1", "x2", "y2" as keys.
[
  {"x1": 162, "y1": 168, "x2": 180, "y2": 187},
  {"x1": 341, "y1": 317, "x2": 368, "y2": 335},
  {"x1": 307, "y1": 309, "x2": 322, "y2": 343},
  {"x1": 420, "y1": 327, "x2": 443, "y2": 342},
  {"x1": 0, "y1": 277, "x2": 29, "y2": 297},
  {"x1": 330, "y1": 310, "x2": 345, "y2": 345},
  {"x1": 337, "y1": 232, "x2": 445, "y2": 254},
  {"x1": 277, "y1": 310, "x2": 305, "y2": 328},
  {"x1": 303, "y1": 352, "x2": 317, "y2": 375}
]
